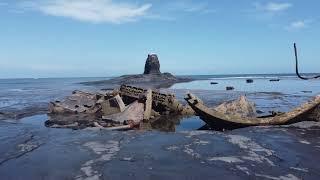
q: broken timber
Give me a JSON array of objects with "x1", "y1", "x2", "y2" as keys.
[
  {"x1": 185, "y1": 93, "x2": 320, "y2": 130},
  {"x1": 120, "y1": 85, "x2": 185, "y2": 114},
  {"x1": 143, "y1": 89, "x2": 153, "y2": 120}
]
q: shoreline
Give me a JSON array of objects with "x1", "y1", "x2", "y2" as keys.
[{"x1": 0, "y1": 88, "x2": 316, "y2": 126}]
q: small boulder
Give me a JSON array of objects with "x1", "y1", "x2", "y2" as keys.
[
  {"x1": 226, "y1": 86, "x2": 235, "y2": 91},
  {"x1": 246, "y1": 79, "x2": 254, "y2": 83}
]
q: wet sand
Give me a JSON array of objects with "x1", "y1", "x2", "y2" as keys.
[
  {"x1": 1, "y1": 77, "x2": 320, "y2": 179},
  {"x1": 1, "y1": 115, "x2": 320, "y2": 180}
]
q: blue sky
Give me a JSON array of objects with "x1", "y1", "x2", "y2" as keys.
[{"x1": 0, "y1": 0, "x2": 319, "y2": 78}]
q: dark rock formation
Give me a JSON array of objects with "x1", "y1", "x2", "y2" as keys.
[
  {"x1": 82, "y1": 54, "x2": 194, "y2": 89},
  {"x1": 144, "y1": 54, "x2": 161, "y2": 75}
]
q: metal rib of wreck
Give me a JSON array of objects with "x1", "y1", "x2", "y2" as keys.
[{"x1": 185, "y1": 93, "x2": 320, "y2": 130}]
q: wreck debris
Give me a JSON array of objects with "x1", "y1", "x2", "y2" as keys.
[
  {"x1": 46, "y1": 85, "x2": 192, "y2": 130},
  {"x1": 98, "y1": 94, "x2": 126, "y2": 116},
  {"x1": 143, "y1": 89, "x2": 153, "y2": 121},
  {"x1": 185, "y1": 93, "x2": 320, "y2": 130},
  {"x1": 102, "y1": 101, "x2": 144, "y2": 124},
  {"x1": 213, "y1": 96, "x2": 257, "y2": 118},
  {"x1": 119, "y1": 85, "x2": 186, "y2": 115},
  {"x1": 294, "y1": 43, "x2": 320, "y2": 80},
  {"x1": 48, "y1": 90, "x2": 100, "y2": 115},
  {"x1": 270, "y1": 79, "x2": 280, "y2": 82}
]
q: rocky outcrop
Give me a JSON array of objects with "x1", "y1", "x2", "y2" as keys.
[
  {"x1": 144, "y1": 54, "x2": 161, "y2": 75},
  {"x1": 81, "y1": 54, "x2": 193, "y2": 89}
]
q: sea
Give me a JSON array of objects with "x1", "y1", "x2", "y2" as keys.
[
  {"x1": 1, "y1": 74, "x2": 320, "y2": 109},
  {"x1": 1, "y1": 74, "x2": 320, "y2": 179},
  {"x1": 0, "y1": 74, "x2": 320, "y2": 130}
]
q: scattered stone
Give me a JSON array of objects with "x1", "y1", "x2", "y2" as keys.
[
  {"x1": 226, "y1": 86, "x2": 235, "y2": 91},
  {"x1": 301, "y1": 91, "x2": 312, "y2": 93},
  {"x1": 246, "y1": 79, "x2": 254, "y2": 83}
]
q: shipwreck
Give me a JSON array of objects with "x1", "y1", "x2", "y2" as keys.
[{"x1": 185, "y1": 93, "x2": 320, "y2": 130}]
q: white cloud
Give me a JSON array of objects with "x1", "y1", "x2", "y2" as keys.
[
  {"x1": 290, "y1": 21, "x2": 306, "y2": 29},
  {"x1": 20, "y1": 0, "x2": 152, "y2": 24},
  {"x1": 254, "y1": 2, "x2": 292, "y2": 13},
  {"x1": 286, "y1": 20, "x2": 313, "y2": 30},
  {"x1": 265, "y1": 2, "x2": 292, "y2": 12},
  {"x1": 167, "y1": 1, "x2": 213, "y2": 13}
]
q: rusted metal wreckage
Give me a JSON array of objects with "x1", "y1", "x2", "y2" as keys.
[
  {"x1": 47, "y1": 84, "x2": 320, "y2": 131},
  {"x1": 119, "y1": 85, "x2": 187, "y2": 114},
  {"x1": 46, "y1": 85, "x2": 193, "y2": 130},
  {"x1": 185, "y1": 93, "x2": 320, "y2": 130}
]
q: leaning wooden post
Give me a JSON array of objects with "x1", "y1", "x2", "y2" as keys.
[{"x1": 143, "y1": 89, "x2": 153, "y2": 121}]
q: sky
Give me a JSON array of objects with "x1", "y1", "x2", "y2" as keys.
[{"x1": 0, "y1": 0, "x2": 319, "y2": 78}]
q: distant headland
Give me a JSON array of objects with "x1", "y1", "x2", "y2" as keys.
[{"x1": 82, "y1": 54, "x2": 193, "y2": 89}]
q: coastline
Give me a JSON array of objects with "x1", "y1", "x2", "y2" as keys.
[{"x1": 1, "y1": 75, "x2": 320, "y2": 179}]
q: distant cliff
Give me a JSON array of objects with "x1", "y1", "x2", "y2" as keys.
[{"x1": 81, "y1": 54, "x2": 193, "y2": 89}]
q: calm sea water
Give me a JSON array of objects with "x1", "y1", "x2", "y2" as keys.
[
  {"x1": 0, "y1": 77, "x2": 109, "y2": 110},
  {"x1": 1, "y1": 74, "x2": 320, "y2": 112},
  {"x1": 172, "y1": 75, "x2": 320, "y2": 95},
  {"x1": 0, "y1": 74, "x2": 320, "y2": 131}
]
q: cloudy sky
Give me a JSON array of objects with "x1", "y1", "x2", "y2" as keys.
[{"x1": 0, "y1": 0, "x2": 319, "y2": 78}]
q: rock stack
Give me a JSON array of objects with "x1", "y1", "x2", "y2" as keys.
[
  {"x1": 81, "y1": 54, "x2": 193, "y2": 89},
  {"x1": 144, "y1": 54, "x2": 161, "y2": 75}
]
